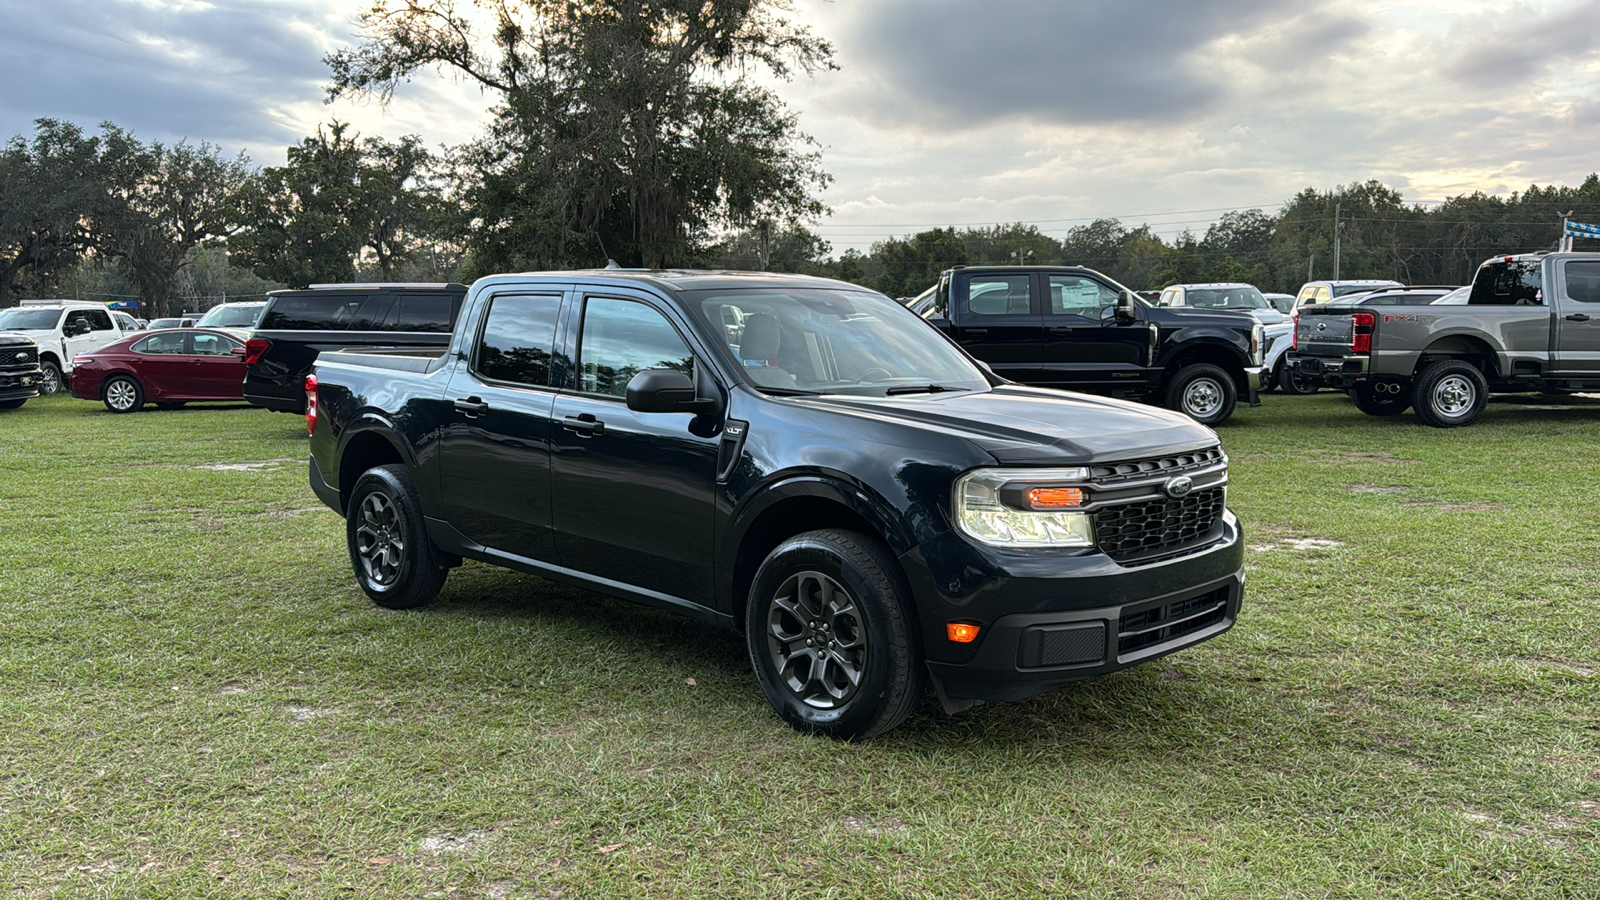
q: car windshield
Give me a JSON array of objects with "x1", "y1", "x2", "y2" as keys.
[
  {"x1": 0, "y1": 309, "x2": 63, "y2": 330},
  {"x1": 1186, "y1": 287, "x2": 1268, "y2": 310},
  {"x1": 197, "y1": 305, "x2": 264, "y2": 328},
  {"x1": 148, "y1": 318, "x2": 185, "y2": 329},
  {"x1": 686, "y1": 287, "x2": 989, "y2": 396}
]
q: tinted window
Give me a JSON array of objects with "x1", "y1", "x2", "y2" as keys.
[
  {"x1": 388, "y1": 293, "x2": 459, "y2": 332},
  {"x1": 1470, "y1": 261, "x2": 1543, "y2": 306},
  {"x1": 86, "y1": 309, "x2": 114, "y2": 330},
  {"x1": 1048, "y1": 275, "x2": 1118, "y2": 317},
  {"x1": 134, "y1": 332, "x2": 189, "y2": 355},
  {"x1": 192, "y1": 332, "x2": 242, "y2": 356},
  {"x1": 967, "y1": 275, "x2": 1032, "y2": 316},
  {"x1": 260, "y1": 293, "x2": 393, "y2": 330},
  {"x1": 577, "y1": 297, "x2": 692, "y2": 397},
  {"x1": 1564, "y1": 261, "x2": 1600, "y2": 303},
  {"x1": 474, "y1": 294, "x2": 562, "y2": 387},
  {"x1": 113, "y1": 313, "x2": 139, "y2": 331}
]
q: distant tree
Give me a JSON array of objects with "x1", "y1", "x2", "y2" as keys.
[
  {"x1": 360, "y1": 133, "x2": 438, "y2": 280},
  {"x1": 230, "y1": 122, "x2": 370, "y2": 287},
  {"x1": 0, "y1": 120, "x2": 105, "y2": 305},
  {"x1": 328, "y1": 0, "x2": 834, "y2": 270},
  {"x1": 870, "y1": 227, "x2": 966, "y2": 298},
  {"x1": 703, "y1": 221, "x2": 831, "y2": 273}
]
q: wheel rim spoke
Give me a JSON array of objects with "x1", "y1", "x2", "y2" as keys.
[
  {"x1": 766, "y1": 569, "x2": 869, "y2": 710},
  {"x1": 357, "y1": 493, "x2": 403, "y2": 586}
]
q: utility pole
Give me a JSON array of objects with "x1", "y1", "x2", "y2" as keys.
[
  {"x1": 1308, "y1": 252, "x2": 1315, "y2": 282},
  {"x1": 1333, "y1": 201, "x2": 1342, "y2": 280}
]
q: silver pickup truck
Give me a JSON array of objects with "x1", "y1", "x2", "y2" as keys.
[{"x1": 1287, "y1": 252, "x2": 1600, "y2": 426}]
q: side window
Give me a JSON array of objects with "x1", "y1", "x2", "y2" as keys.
[
  {"x1": 260, "y1": 293, "x2": 392, "y2": 330},
  {"x1": 133, "y1": 332, "x2": 189, "y2": 355},
  {"x1": 1470, "y1": 261, "x2": 1543, "y2": 306},
  {"x1": 1159, "y1": 289, "x2": 1181, "y2": 307},
  {"x1": 966, "y1": 275, "x2": 1033, "y2": 316},
  {"x1": 114, "y1": 313, "x2": 138, "y2": 331},
  {"x1": 473, "y1": 293, "x2": 563, "y2": 388},
  {"x1": 388, "y1": 293, "x2": 459, "y2": 332},
  {"x1": 1563, "y1": 261, "x2": 1600, "y2": 303},
  {"x1": 1314, "y1": 286, "x2": 1332, "y2": 304},
  {"x1": 1048, "y1": 275, "x2": 1119, "y2": 318},
  {"x1": 576, "y1": 297, "x2": 693, "y2": 398},
  {"x1": 192, "y1": 333, "x2": 240, "y2": 356},
  {"x1": 65, "y1": 311, "x2": 90, "y2": 331},
  {"x1": 87, "y1": 309, "x2": 114, "y2": 331}
]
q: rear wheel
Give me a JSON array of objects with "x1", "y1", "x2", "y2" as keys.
[
  {"x1": 1412, "y1": 359, "x2": 1488, "y2": 428},
  {"x1": 39, "y1": 361, "x2": 62, "y2": 396},
  {"x1": 347, "y1": 464, "x2": 448, "y2": 609},
  {"x1": 746, "y1": 529, "x2": 922, "y2": 740},
  {"x1": 1350, "y1": 381, "x2": 1410, "y2": 416},
  {"x1": 1276, "y1": 361, "x2": 1319, "y2": 395},
  {"x1": 1166, "y1": 363, "x2": 1238, "y2": 425},
  {"x1": 102, "y1": 375, "x2": 143, "y2": 413}
]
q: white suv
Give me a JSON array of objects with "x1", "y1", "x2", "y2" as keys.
[{"x1": 0, "y1": 301, "x2": 139, "y2": 395}]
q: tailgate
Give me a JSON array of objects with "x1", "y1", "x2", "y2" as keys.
[{"x1": 1294, "y1": 308, "x2": 1354, "y2": 357}]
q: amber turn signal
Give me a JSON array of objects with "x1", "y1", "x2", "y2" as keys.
[
  {"x1": 1025, "y1": 486, "x2": 1085, "y2": 509},
  {"x1": 946, "y1": 622, "x2": 981, "y2": 643}
]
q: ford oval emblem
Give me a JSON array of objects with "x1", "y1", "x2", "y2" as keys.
[
  {"x1": 1165, "y1": 476, "x2": 1194, "y2": 499},
  {"x1": 1316, "y1": 321, "x2": 1327, "y2": 331},
  {"x1": 13, "y1": 352, "x2": 25, "y2": 362}
]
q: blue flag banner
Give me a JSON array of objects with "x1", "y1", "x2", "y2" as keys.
[{"x1": 1565, "y1": 220, "x2": 1600, "y2": 237}]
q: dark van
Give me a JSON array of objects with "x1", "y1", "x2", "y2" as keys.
[{"x1": 242, "y1": 283, "x2": 467, "y2": 413}]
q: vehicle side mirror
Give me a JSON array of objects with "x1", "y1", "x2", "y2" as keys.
[
  {"x1": 1113, "y1": 291, "x2": 1138, "y2": 323},
  {"x1": 65, "y1": 320, "x2": 88, "y2": 337},
  {"x1": 626, "y1": 369, "x2": 717, "y2": 415}
]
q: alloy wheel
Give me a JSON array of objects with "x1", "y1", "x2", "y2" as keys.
[
  {"x1": 766, "y1": 570, "x2": 869, "y2": 709},
  {"x1": 354, "y1": 492, "x2": 405, "y2": 586},
  {"x1": 105, "y1": 380, "x2": 138, "y2": 411}
]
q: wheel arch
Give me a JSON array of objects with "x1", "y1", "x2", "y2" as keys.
[
  {"x1": 1161, "y1": 338, "x2": 1251, "y2": 393},
  {"x1": 1414, "y1": 334, "x2": 1500, "y2": 379},
  {"x1": 336, "y1": 419, "x2": 415, "y2": 512},
  {"x1": 726, "y1": 476, "x2": 918, "y2": 633}
]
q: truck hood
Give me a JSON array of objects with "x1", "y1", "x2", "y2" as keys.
[
  {"x1": 1146, "y1": 307, "x2": 1260, "y2": 330},
  {"x1": 797, "y1": 385, "x2": 1219, "y2": 465},
  {"x1": 0, "y1": 331, "x2": 38, "y2": 346}
]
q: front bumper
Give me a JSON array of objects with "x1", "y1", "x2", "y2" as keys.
[
  {"x1": 0, "y1": 369, "x2": 42, "y2": 401},
  {"x1": 1244, "y1": 365, "x2": 1264, "y2": 407},
  {"x1": 1288, "y1": 353, "x2": 1368, "y2": 388},
  {"x1": 902, "y1": 511, "x2": 1245, "y2": 702}
]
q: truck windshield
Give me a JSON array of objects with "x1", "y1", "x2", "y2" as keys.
[
  {"x1": 197, "y1": 304, "x2": 265, "y2": 328},
  {"x1": 0, "y1": 309, "x2": 63, "y2": 330},
  {"x1": 686, "y1": 287, "x2": 989, "y2": 396},
  {"x1": 1186, "y1": 288, "x2": 1268, "y2": 310}
]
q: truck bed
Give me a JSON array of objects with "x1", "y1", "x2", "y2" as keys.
[{"x1": 318, "y1": 347, "x2": 451, "y2": 376}]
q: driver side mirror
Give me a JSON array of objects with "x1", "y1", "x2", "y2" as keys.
[
  {"x1": 65, "y1": 320, "x2": 90, "y2": 337},
  {"x1": 1112, "y1": 291, "x2": 1139, "y2": 324},
  {"x1": 626, "y1": 369, "x2": 718, "y2": 415}
]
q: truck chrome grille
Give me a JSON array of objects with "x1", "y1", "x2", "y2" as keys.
[
  {"x1": 1117, "y1": 587, "x2": 1229, "y2": 656},
  {"x1": 1093, "y1": 487, "x2": 1225, "y2": 563},
  {"x1": 1, "y1": 346, "x2": 38, "y2": 368},
  {"x1": 1088, "y1": 447, "x2": 1224, "y2": 485}
]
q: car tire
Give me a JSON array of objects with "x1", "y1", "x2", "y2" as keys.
[
  {"x1": 347, "y1": 464, "x2": 448, "y2": 610},
  {"x1": 102, "y1": 375, "x2": 143, "y2": 413},
  {"x1": 39, "y1": 361, "x2": 62, "y2": 396},
  {"x1": 1276, "y1": 361, "x2": 1319, "y2": 395},
  {"x1": 746, "y1": 529, "x2": 923, "y2": 740},
  {"x1": 1350, "y1": 381, "x2": 1410, "y2": 416},
  {"x1": 1166, "y1": 363, "x2": 1238, "y2": 425},
  {"x1": 1412, "y1": 359, "x2": 1488, "y2": 428},
  {"x1": 0, "y1": 399, "x2": 25, "y2": 410}
]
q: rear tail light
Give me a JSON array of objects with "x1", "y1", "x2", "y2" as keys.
[
  {"x1": 1351, "y1": 312, "x2": 1375, "y2": 354},
  {"x1": 243, "y1": 337, "x2": 270, "y2": 365},
  {"x1": 304, "y1": 374, "x2": 318, "y2": 435}
]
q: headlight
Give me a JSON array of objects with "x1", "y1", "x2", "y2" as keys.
[
  {"x1": 1251, "y1": 323, "x2": 1264, "y2": 366},
  {"x1": 953, "y1": 468, "x2": 1095, "y2": 548}
]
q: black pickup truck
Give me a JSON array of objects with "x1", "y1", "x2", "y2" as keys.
[
  {"x1": 0, "y1": 331, "x2": 43, "y2": 409},
  {"x1": 914, "y1": 266, "x2": 1266, "y2": 425},
  {"x1": 306, "y1": 269, "x2": 1246, "y2": 739}
]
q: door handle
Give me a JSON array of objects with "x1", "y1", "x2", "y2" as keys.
[
  {"x1": 562, "y1": 413, "x2": 605, "y2": 437},
  {"x1": 1049, "y1": 326, "x2": 1076, "y2": 333},
  {"x1": 1565, "y1": 313, "x2": 1591, "y2": 322},
  {"x1": 453, "y1": 396, "x2": 489, "y2": 416},
  {"x1": 964, "y1": 328, "x2": 989, "y2": 336}
]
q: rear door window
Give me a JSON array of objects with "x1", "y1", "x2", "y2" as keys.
[
  {"x1": 387, "y1": 293, "x2": 461, "y2": 332},
  {"x1": 1564, "y1": 261, "x2": 1600, "y2": 303},
  {"x1": 260, "y1": 293, "x2": 393, "y2": 329},
  {"x1": 1470, "y1": 261, "x2": 1544, "y2": 305},
  {"x1": 473, "y1": 293, "x2": 564, "y2": 388}
]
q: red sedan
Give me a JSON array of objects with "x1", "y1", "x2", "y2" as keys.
[{"x1": 69, "y1": 328, "x2": 248, "y2": 413}]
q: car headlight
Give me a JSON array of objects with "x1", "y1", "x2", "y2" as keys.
[
  {"x1": 1251, "y1": 323, "x2": 1264, "y2": 366},
  {"x1": 953, "y1": 468, "x2": 1095, "y2": 548}
]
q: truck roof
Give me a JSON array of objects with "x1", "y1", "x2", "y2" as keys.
[{"x1": 470, "y1": 269, "x2": 869, "y2": 294}]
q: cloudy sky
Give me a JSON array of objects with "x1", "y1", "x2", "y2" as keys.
[{"x1": 3, "y1": 0, "x2": 1598, "y2": 253}]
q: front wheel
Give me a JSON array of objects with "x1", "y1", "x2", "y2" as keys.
[
  {"x1": 1166, "y1": 363, "x2": 1238, "y2": 426},
  {"x1": 39, "y1": 361, "x2": 62, "y2": 396},
  {"x1": 1412, "y1": 359, "x2": 1487, "y2": 427},
  {"x1": 1350, "y1": 381, "x2": 1410, "y2": 416},
  {"x1": 346, "y1": 464, "x2": 448, "y2": 609},
  {"x1": 746, "y1": 529, "x2": 923, "y2": 740},
  {"x1": 102, "y1": 375, "x2": 143, "y2": 413}
]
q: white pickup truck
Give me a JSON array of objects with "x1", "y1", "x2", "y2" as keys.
[{"x1": 0, "y1": 301, "x2": 141, "y2": 395}]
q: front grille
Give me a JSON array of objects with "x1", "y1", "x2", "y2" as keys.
[
  {"x1": 1118, "y1": 587, "x2": 1229, "y2": 656},
  {"x1": 1093, "y1": 487, "x2": 1225, "y2": 562},
  {"x1": 1089, "y1": 447, "x2": 1224, "y2": 485},
  {"x1": 0, "y1": 346, "x2": 38, "y2": 369}
]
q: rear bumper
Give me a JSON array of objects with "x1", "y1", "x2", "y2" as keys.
[
  {"x1": 1288, "y1": 353, "x2": 1368, "y2": 387},
  {"x1": 244, "y1": 381, "x2": 304, "y2": 413},
  {"x1": 309, "y1": 454, "x2": 342, "y2": 514}
]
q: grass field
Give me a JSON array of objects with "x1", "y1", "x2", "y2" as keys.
[{"x1": 1, "y1": 389, "x2": 1597, "y2": 899}]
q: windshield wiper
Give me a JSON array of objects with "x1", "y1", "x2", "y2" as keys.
[
  {"x1": 754, "y1": 386, "x2": 826, "y2": 396},
  {"x1": 884, "y1": 384, "x2": 972, "y2": 396}
]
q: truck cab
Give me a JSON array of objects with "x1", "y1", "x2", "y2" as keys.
[{"x1": 0, "y1": 301, "x2": 137, "y2": 395}]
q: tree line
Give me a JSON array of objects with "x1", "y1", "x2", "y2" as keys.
[{"x1": 2, "y1": 0, "x2": 1598, "y2": 315}]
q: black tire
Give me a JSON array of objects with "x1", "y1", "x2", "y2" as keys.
[
  {"x1": 0, "y1": 399, "x2": 25, "y2": 410},
  {"x1": 1350, "y1": 381, "x2": 1410, "y2": 416},
  {"x1": 746, "y1": 529, "x2": 923, "y2": 740},
  {"x1": 1276, "y1": 361, "x2": 1319, "y2": 395},
  {"x1": 346, "y1": 464, "x2": 448, "y2": 609},
  {"x1": 1165, "y1": 363, "x2": 1238, "y2": 426},
  {"x1": 39, "y1": 361, "x2": 62, "y2": 396},
  {"x1": 102, "y1": 375, "x2": 143, "y2": 413},
  {"x1": 1412, "y1": 359, "x2": 1488, "y2": 428}
]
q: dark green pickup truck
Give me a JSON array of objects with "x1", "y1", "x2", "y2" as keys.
[{"x1": 1288, "y1": 252, "x2": 1600, "y2": 426}]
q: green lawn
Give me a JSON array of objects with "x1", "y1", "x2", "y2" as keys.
[{"x1": 1, "y1": 390, "x2": 1596, "y2": 898}]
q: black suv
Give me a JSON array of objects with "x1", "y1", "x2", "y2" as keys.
[{"x1": 242, "y1": 283, "x2": 467, "y2": 413}]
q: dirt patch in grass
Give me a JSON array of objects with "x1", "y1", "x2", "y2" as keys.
[
  {"x1": 284, "y1": 706, "x2": 338, "y2": 722},
  {"x1": 1517, "y1": 658, "x2": 1597, "y2": 677},
  {"x1": 1349, "y1": 483, "x2": 1411, "y2": 494},
  {"x1": 418, "y1": 831, "x2": 489, "y2": 853},
  {"x1": 841, "y1": 815, "x2": 910, "y2": 836},
  {"x1": 1249, "y1": 537, "x2": 1346, "y2": 553},
  {"x1": 1401, "y1": 500, "x2": 1504, "y2": 511},
  {"x1": 192, "y1": 458, "x2": 300, "y2": 472}
]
